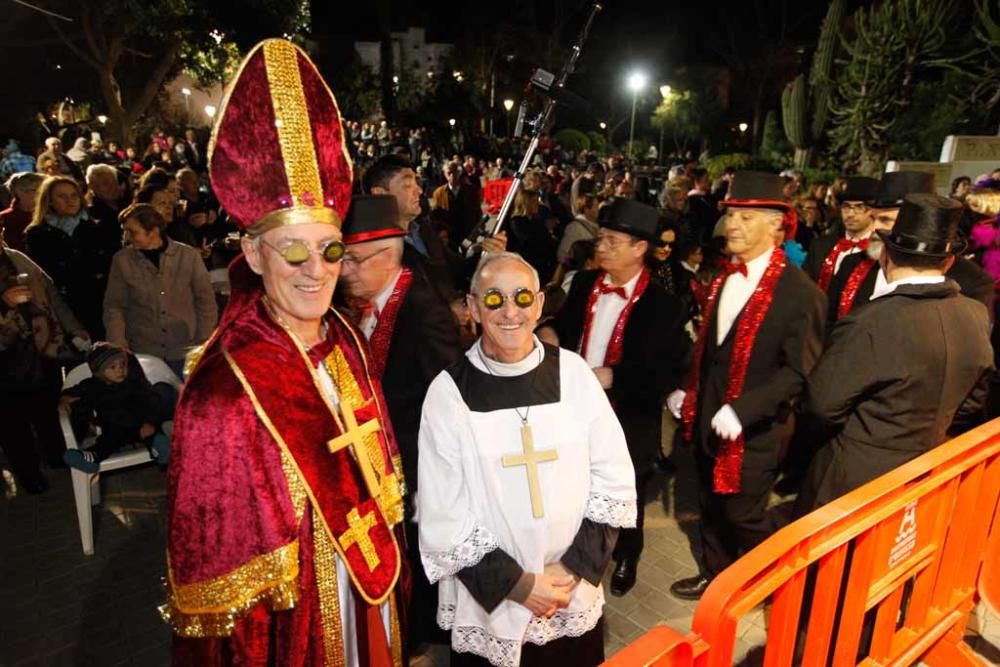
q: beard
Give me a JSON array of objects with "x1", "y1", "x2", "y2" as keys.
[{"x1": 866, "y1": 239, "x2": 883, "y2": 262}]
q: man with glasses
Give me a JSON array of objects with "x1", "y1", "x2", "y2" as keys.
[
  {"x1": 339, "y1": 194, "x2": 461, "y2": 651},
  {"x1": 163, "y1": 41, "x2": 407, "y2": 666},
  {"x1": 538, "y1": 197, "x2": 690, "y2": 597},
  {"x1": 418, "y1": 252, "x2": 636, "y2": 667},
  {"x1": 802, "y1": 176, "x2": 879, "y2": 292}
]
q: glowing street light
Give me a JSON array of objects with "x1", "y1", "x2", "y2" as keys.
[
  {"x1": 599, "y1": 121, "x2": 607, "y2": 130},
  {"x1": 738, "y1": 122, "x2": 749, "y2": 133},
  {"x1": 181, "y1": 87, "x2": 192, "y2": 117},
  {"x1": 448, "y1": 118, "x2": 456, "y2": 127},
  {"x1": 503, "y1": 98, "x2": 514, "y2": 112},
  {"x1": 205, "y1": 105, "x2": 217, "y2": 119},
  {"x1": 659, "y1": 84, "x2": 672, "y2": 99},
  {"x1": 625, "y1": 70, "x2": 647, "y2": 160},
  {"x1": 97, "y1": 115, "x2": 108, "y2": 125}
]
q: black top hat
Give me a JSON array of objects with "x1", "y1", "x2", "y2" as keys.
[
  {"x1": 597, "y1": 197, "x2": 664, "y2": 246},
  {"x1": 836, "y1": 176, "x2": 879, "y2": 203},
  {"x1": 341, "y1": 195, "x2": 406, "y2": 245},
  {"x1": 875, "y1": 193, "x2": 965, "y2": 258},
  {"x1": 872, "y1": 171, "x2": 934, "y2": 209},
  {"x1": 726, "y1": 171, "x2": 788, "y2": 209}
]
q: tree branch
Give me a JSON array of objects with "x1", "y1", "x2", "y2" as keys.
[{"x1": 45, "y1": 15, "x2": 100, "y2": 70}]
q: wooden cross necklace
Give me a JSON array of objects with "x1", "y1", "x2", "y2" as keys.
[{"x1": 477, "y1": 343, "x2": 558, "y2": 518}]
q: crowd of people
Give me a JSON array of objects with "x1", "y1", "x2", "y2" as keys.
[{"x1": 4, "y1": 36, "x2": 1000, "y2": 667}]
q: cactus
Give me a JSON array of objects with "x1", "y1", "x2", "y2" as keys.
[{"x1": 781, "y1": 0, "x2": 846, "y2": 169}]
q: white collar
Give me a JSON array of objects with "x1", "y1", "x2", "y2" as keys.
[
  {"x1": 680, "y1": 260, "x2": 699, "y2": 274},
  {"x1": 469, "y1": 336, "x2": 544, "y2": 377},
  {"x1": 870, "y1": 274, "x2": 945, "y2": 301},
  {"x1": 371, "y1": 269, "x2": 402, "y2": 314},
  {"x1": 602, "y1": 269, "x2": 642, "y2": 298}
]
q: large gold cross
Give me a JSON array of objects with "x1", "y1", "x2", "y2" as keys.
[
  {"x1": 327, "y1": 400, "x2": 381, "y2": 498},
  {"x1": 502, "y1": 424, "x2": 559, "y2": 518},
  {"x1": 338, "y1": 507, "x2": 381, "y2": 571}
]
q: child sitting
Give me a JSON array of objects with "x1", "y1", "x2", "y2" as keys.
[{"x1": 60, "y1": 343, "x2": 177, "y2": 473}]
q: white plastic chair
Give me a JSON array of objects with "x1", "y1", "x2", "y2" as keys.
[{"x1": 59, "y1": 354, "x2": 182, "y2": 555}]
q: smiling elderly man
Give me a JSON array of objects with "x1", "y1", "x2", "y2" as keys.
[
  {"x1": 162, "y1": 40, "x2": 407, "y2": 666},
  {"x1": 666, "y1": 171, "x2": 826, "y2": 600},
  {"x1": 418, "y1": 252, "x2": 636, "y2": 667}
]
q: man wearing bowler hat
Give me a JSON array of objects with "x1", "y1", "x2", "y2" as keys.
[
  {"x1": 665, "y1": 172, "x2": 826, "y2": 600},
  {"x1": 828, "y1": 171, "x2": 994, "y2": 329},
  {"x1": 795, "y1": 193, "x2": 994, "y2": 515},
  {"x1": 539, "y1": 197, "x2": 690, "y2": 596},
  {"x1": 802, "y1": 175, "x2": 880, "y2": 292}
]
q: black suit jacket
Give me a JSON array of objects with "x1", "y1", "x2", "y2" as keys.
[
  {"x1": 381, "y1": 273, "x2": 463, "y2": 491},
  {"x1": 550, "y1": 269, "x2": 691, "y2": 474},
  {"x1": 697, "y1": 264, "x2": 827, "y2": 491},
  {"x1": 799, "y1": 281, "x2": 993, "y2": 510}
]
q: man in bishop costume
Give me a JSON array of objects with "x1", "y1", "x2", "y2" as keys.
[
  {"x1": 418, "y1": 252, "x2": 637, "y2": 667},
  {"x1": 161, "y1": 40, "x2": 408, "y2": 666}
]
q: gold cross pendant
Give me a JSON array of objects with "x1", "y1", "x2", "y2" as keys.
[
  {"x1": 337, "y1": 507, "x2": 381, "y2": 571},
  {"x1": 327, "y1": 400, "x2": 381, "y2": 498},
  {"x1": 501, "y1": 424, "x2": 559, "y2": 518}
]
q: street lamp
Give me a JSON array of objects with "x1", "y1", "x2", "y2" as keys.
[
  {"x1": 97, "y1": 115, "x2": 108, "y2": 125},
  {"x1": 659, "y1": 84, "x2": 672, "y2": 99},
  {"x1": 181, "y1": 87, "x2": 192, "y2": 119},
  {"x1": 205, "y1": 105, "x2": 217, "y2": 120},
  {"x1": 738, "y1": 122, "x2": 749, "y2": 133},
  {"x1": 626, "y1": 70, "x2": 647, "y2": 161},
  {"x1": 599, "y1": 121, "x2": 607, "y2": 130},
  {"x1": 503, "y1": 99, "x2": 515, "y2": 136}
]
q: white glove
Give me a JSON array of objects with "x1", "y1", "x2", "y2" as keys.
[
  {"x1": 666, "y1": 390, "x2": 686, "y2": 420},
  {"x1": 710, "y1": 404, "x2": 743, "y2": 440}
]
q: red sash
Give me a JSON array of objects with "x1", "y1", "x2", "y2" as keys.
[
  {"x1": 681, "y1": 248, "x2": 787, "y2": 494},
  {"x1": 226, "y1": 303, "x2": 401, "y2": 604},
  {"x1": 838, "y1": 258, "x2": 877, "y2": 319},
  {"x1": 818, "y1": 237, "x2": 869, "y2": 292},
  {"x1": 578, "y1": 268, "x2": 650, "y2": 367},
  {"x1": 368, "y1": 268, "x2": 413, "y2": 379}
]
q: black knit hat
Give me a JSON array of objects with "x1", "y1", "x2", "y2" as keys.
[
  {"x1": 876, "y1": 193, "x2": 965, "y2": 258},
  {"x1": 341, "y1": 195, "x2": 406, "y2": 245},
  {"x1": 597, "y1": 197, "x2": 664, "y2": 246},
  {"x1": 872, "y1": 171, "x2": 935, "y2": 209},
  {"x1": 87, "y1": 342, "x2": 125, "y2": 376}
]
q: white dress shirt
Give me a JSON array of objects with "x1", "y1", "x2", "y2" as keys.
[
  {"x1": 869, "y1": 272, "x2": 945, "y2": 301},
  {"x1": 582, "y1": 270, "x2": 642, "y2": 367},
  {"x1": 360, "y1": 269, "x2": 402, "y2": 340},
  {"x1": 833, "y1": 229, "x2": 874, "y2": 275},
  {"x1": 716, "y1": 248, "x2": 774, "y2": 345}
]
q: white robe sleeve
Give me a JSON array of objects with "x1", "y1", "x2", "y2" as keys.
[
  {"x1": 578, "y1": 354, "x2": 638, "y2": 528},
  {"x1": 417, "y1": 372, "x2": 502, "y2": 583}
]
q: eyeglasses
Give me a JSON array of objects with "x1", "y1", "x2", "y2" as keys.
[
  {"x1": 474, "y1": 287, "x2": 539, "y2": 310},
  {"x1": 596, "y1": 235, "x2": 639, "y2": 250},
  {"x1": 260, "y1": 238, "x2": 345, "y2": 266},
  {"x1": 841, "y1": 203, "x2": 870, "y2": 212},
  {"x1": 343, "y1": 246, "x2": 390, "y2": 267}
]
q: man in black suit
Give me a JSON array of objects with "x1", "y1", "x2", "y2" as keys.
[
  {"x1": 539, "y1": 197, "x2": 691, "y2": 596},
  {"x1": 666, "y1": 172, "x2": 826, "y2": 600},
  {"x1": 796, "y1": 194, "x2": 994, "y2": 515},
  {"x1": 802, "y1": 176, "x2": 879, "y2": 292},
  {"x1": 338, "y1": 194, "x2": 463, "y2": 650},
  {"x1": 829, "y1": 172, "x2": 994, "y2": 329}
]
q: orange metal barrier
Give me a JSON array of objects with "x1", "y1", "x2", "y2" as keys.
[{"x1": 604, "y1": 418, "x2": 1000, "y2": 666}]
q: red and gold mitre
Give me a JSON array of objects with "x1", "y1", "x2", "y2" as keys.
[{"x1": 208, "y1": 39, "x2": 352, "y2": 235}]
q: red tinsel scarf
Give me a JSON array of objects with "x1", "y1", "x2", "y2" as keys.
[
  {"x1": 367, "y1": 268, "x2": 413, "y2": 379},
  {"x1": 838, "y1": 258, "x2": 877, "y2": 319},
  {"x1": 681, "y1": 247, "x2": 787, "y2": 494},
  {"x1": 818, "y1": 237, "x2": 869, "y2": 292},
  {"x1": 578, "y1": 267, "x2": 650, "y2": 366}
]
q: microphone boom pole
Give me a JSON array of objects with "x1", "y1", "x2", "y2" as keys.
[{"x1": 470, "y1": 2, "x2": 602, "y2": 253}]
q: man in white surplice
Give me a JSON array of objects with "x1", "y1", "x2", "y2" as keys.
[{"x1": 417, "y1": 252, "x2": 637, "y2": 667}]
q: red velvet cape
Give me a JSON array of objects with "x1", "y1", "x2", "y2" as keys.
[{"x1": 162, "y1": 256, "x2": 407, "y2": 665}]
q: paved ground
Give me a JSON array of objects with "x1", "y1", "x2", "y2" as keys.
[{"x1": 2, "y1": 429, "x2": 998, "y2": 666}]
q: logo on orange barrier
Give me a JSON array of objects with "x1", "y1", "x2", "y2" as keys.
[{"x1": 889, "y1": 501, "x2": 918, "y2": 568}]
